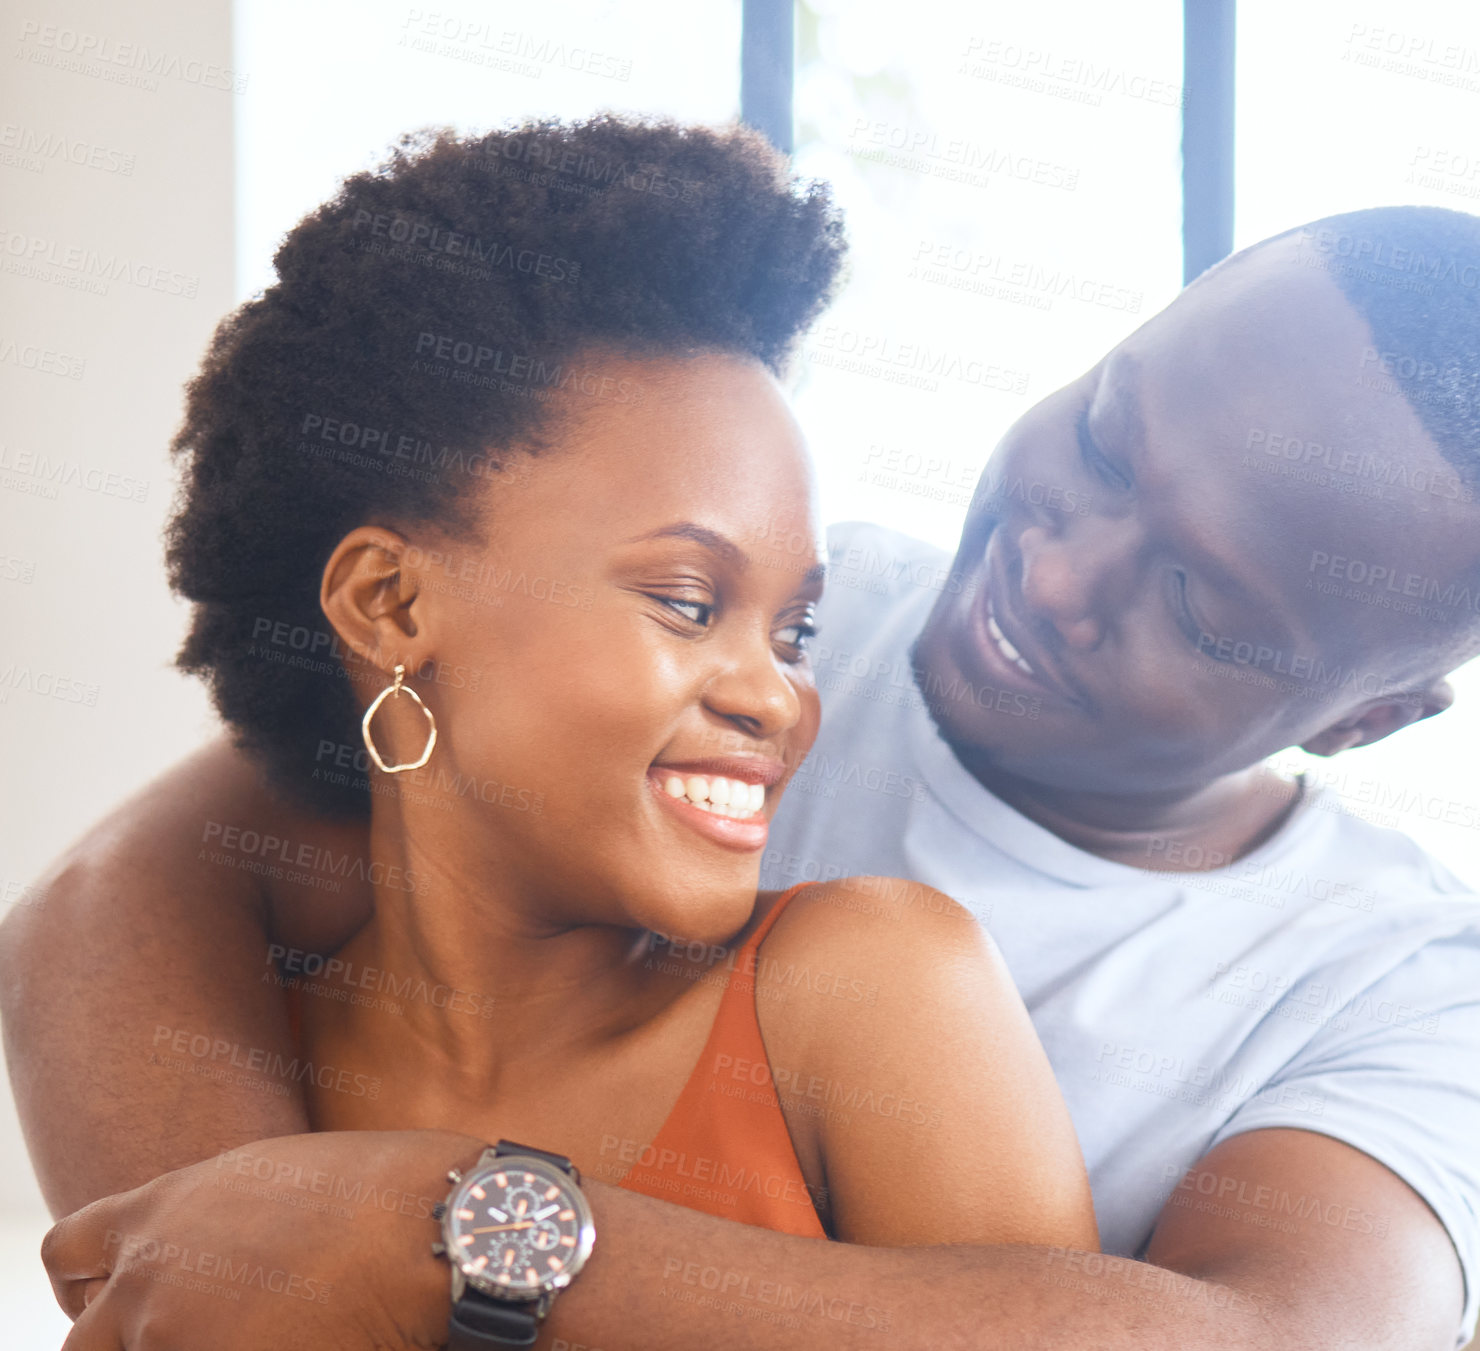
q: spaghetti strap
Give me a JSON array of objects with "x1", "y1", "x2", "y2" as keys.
[
  {"x1": 612, "y1": 879, "x2": 829, "y2": 1237},
  {"x1": 740, "y1": 881, "x2": 815, "y2": 957}
]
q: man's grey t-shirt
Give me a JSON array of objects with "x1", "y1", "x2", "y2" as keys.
[{"x1": 763, "y1": 522, "x2": 1480, "y2": 1344}]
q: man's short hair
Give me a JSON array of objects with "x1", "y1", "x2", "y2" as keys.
[{"x1": 1263, "y1": 205, "x2": 1480, "y2": 492}]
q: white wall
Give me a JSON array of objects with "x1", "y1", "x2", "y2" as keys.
[{"x1": 0, "y1": 0, "x2": 236, "y2": 1337}]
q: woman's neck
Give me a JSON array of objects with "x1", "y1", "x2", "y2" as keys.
[{"x1": 341, "y1": 796, "x2": 676, "y2": 1084}]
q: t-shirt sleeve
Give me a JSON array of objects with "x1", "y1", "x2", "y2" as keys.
[{"x1": 1206, "y1": 928, "x2": 1480, "y2": 1348}]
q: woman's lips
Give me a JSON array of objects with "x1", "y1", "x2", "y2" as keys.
[{"x1": 645, "y1": 769, "x2": 770, "y2": 851}]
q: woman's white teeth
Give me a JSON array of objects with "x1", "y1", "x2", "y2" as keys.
[
  {"x1": 661, "y1": 774, "x2": 764, "y2": 817},
  {"x1": 986, "y1": 606, "x2": 1036, "y2": 676}
]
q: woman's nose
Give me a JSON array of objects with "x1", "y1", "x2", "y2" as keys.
[{"x1": 701, "y1": 642, "x2": 802, "y2": 739}]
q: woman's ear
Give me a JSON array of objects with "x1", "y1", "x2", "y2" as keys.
[
  {"x1": 1300, "y1": 678, "x2": 1455, "y2": 757},
  {"x1": 319, "y1": 526, "x2": 423, "y2": 677}
]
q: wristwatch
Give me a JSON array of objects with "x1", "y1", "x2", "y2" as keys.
[{"x1": 431, "y1": 1139, "x2": 597, "y2": 1348}]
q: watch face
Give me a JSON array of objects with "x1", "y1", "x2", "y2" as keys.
[{"x1": 445, "y1": 1157, "x2": 595, "y2": 1298}]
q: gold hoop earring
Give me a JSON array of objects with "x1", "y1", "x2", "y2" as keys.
[{"x1": 361, "y1": 662, "x2": 437, "y2": 773}]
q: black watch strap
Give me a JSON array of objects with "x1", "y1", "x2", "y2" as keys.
[
  {"x1": 493, "y1": 1138, "x2": 579, "y2": 1181},
  {"x1": 449, "y1": 1289, "x2": 539, "y2": 1349}
]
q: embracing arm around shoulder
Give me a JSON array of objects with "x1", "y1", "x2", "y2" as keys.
[
  {"x1": 37, "y1": 870, "x2": 1470, "y2": 1350},
  {"x1": 756, "y1": 876, "x2": 1101, "y2": 1250},
  {"x1": 0, "y1": 735, "x2": 370, "y2": 1216}
]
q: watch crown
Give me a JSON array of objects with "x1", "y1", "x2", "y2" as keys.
[
  {"x1": 430, "y1": 1242, "x2": 447, "y2": 1258},
  {"x1": 446, "y1": 1168, "x2": 462, "y2": 1184},
  {"x1": 432, "y1": 1202, "x2": 446, "y2": 1219}
]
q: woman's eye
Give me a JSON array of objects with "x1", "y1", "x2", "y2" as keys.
[
  {"x1": 1076, "y1": 406, "x2": 1132, "y2": 491},
  {"x1": 659, "y1": 596, "x2": 713, "y2": 626}
]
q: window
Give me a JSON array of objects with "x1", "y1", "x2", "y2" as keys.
[{"x1": 791, "y1": 0, "x2": 1183, "y2": 549}]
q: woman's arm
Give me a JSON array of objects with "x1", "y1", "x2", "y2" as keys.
[
  {"x1": 0, "y1": 735, "x2": 372, "y2": 1214},
  {"x1": 757, "y1": 875, "x2": 1101, "y2": 1249}
]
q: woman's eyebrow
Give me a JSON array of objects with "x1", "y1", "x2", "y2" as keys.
[
  {"x1": 623, "y1": 521, "x2": 748, "y2": 569},
  {"x1": 625, "y1": 521, "x2": 827, "y2": 588}
]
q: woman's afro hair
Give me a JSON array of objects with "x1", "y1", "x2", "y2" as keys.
[{"x1": 164, "y1": 115, "x2": 848, "y2": 819}]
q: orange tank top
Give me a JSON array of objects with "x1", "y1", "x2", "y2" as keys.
[
  {"x1": 611, "y1": 882, "x2": 826, "y2": 1237},
  {"x1": 281, "y1": 883, "x2": 826, "y2": 1239}
]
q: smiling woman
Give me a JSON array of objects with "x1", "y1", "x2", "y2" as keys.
[
  {"x1": 38, "y1": 114, "x2": 1100, "y2": 1346},
  {"x1": 304, "y1": 349, "x2": 828, "y2": 952}
]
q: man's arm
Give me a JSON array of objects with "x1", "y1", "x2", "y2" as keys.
[
  {"x1": 550, "y1": 1126, "x2": 1464, "y2": 1350},
  {"x1": 1145, "y1": 1129, "x2": 1465, "y2": 1346},
  {"x1": 42, "y1": 1123, "x2": 1466, "y2": 1349},
  {"x1": 0, "y1": 734, "x2": 370, "y2": 1215}
]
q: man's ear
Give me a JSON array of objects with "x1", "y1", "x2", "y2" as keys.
[{"x1": 1300, "y1": 678, "x2": 1455, "y2": 757}]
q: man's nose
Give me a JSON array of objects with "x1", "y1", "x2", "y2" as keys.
[{"x1": 1015, "y1": 518, "x2": 1139, "y2": 650}]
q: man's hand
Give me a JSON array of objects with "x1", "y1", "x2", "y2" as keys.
[{"x1": 42, "y1": 1131, "x2": 483, "y2": 1351}]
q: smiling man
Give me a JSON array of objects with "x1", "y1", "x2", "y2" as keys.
[{"x1": 8, "y1": 204, "x2": 1480, "y2": 1351}]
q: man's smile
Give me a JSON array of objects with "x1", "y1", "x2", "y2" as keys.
[{"x1": 969, "y1": 525, "x2": 1089, "y2": 710}]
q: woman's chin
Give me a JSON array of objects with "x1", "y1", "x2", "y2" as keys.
[{"x1": 632, "y1": 884, "x2": 761, "y2": 953}]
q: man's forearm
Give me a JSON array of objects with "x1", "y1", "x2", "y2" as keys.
[{"x1": 540, "y1": 1179, "x2": 1273, "y2": 1351}]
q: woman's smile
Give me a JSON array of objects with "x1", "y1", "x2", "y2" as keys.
[{"x1": 644, "y1": 755, "x2": 786, "y2": 852}]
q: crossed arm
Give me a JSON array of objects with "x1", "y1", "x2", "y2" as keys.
[{"x1": 0, "y1": 738, "x2": 1467, "y2": 1350}]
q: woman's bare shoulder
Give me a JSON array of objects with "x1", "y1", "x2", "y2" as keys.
[
  {"x1": 750, "y1": 874, "x2": 1014, "y2": 1097},
  {"x1": 754, "y1": 877, "x2": 1098, "y2": 1249},
  {"x1": 758, "y1": 876, "x2": 1003, "y2": 984}
]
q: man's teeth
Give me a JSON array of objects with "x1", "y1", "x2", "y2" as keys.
[
  {"x1": 986, "y1": 605, "x2": 1036, "y2": 676},
  {"x1": 661, "y1": 774, "x2": 766, "y2": 818}
]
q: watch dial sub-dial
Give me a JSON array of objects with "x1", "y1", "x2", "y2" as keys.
[
  {"x1": 447, "y1": 1167, "x2": 583, "y2": 1294},
  {"x1": 506, "y1": 1184, "x2": 544, "y2": 1221}
]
